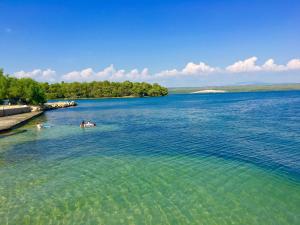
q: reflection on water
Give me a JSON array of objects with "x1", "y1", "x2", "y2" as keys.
[{"x1": 0, "y1": 91, "x2": 300, "y2": 224}]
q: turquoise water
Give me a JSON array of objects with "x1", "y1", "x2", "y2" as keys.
[{"x1": 0, "y1": 92, "x2": 300, "y2": 224}]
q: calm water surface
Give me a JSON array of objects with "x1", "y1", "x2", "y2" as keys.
[{"x1": 0, "y1": 91, "x2": 300, "y2": 224}]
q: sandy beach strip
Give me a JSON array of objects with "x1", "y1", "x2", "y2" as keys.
[{"x1": 191, "y1": 90, "x2": 227, "y2": 94}]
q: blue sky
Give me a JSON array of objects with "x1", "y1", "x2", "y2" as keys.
[{"x1": 0, "y1": 0, "x2": 300, "y2": 86}]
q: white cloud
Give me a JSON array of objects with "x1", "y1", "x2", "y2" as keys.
[
  {"x1": 287, "y1": 59, "x2": 300, "y2": 70},
  {"x1": 13, "y1": 69, "x2": 57, "y2": 82},
  {"x1": 61, "y1": 65, "x2": 151, "y2": 82},
  {"x1": 157, "y1": 62, "x2": 217, "y2": 77},
  {"x1": 261, "y1": 59, "x2": 286, "y2": 71},
  {"x1": 96, "y1": 64, "x2": 115, "y2": 79},
  {"x1": 226, "y1": 57, "x2": 261, "y2": 73},
  {"x1": 62, "y1": 68, "x2": 95, "y2": 81},
  {"x1": 182, "y1": 62, "x2": 217, "y2": 74},
  {"x1": 13, "y1": 57, "x2": 300, "y2": 83},
  {"x1": 226, "y1": 57, "x2": 300, "y2": 73}
]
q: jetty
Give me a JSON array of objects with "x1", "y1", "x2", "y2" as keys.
[
  {"x1": 44, "y1": 101, "x2": 77, "y2": 110},
  {"x1": 0, "y1": 101, "x2": 77, "y2": 133}
]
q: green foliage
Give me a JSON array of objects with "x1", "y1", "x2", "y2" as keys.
[
  {"x1": 0, "y1": 68, "x2": 168, "y2": 104},
  {"x1": 44, "y1": 80, "x2": 168, "y2": 99},
  {"x1": 0, "y1": 69, "x2": 9, "y2": 100},
  {"x1": 0, "y1": 69, "x2": 46, "y2": 105}
]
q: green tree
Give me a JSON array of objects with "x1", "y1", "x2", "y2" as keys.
[
  {"x1": 0, "y1": 69, "x2": 9, "y2": 101},
  {"x1": 1, "y1": 68, "x2": 168, "y2": 104}
]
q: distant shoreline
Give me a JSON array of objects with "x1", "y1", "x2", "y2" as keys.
[
  {"x1": 191, "y1": 90, "x2": 227, "y2": 94},
  {"x1": 169, "y1": 83, "x2": 300, "y2": 94},
  {"x1": 47, "y1": 95, "x2": 158, "y2": 101}
]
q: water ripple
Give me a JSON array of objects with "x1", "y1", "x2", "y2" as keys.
[{"x1": 0, "y1": 91, "x2": 300, "y2": 224}]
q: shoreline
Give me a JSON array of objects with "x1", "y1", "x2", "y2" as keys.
[
  {"x1": 47, "y1": 95, "x2": 156, "y2": 101},
  {"x1": 0, "y1": 101, "x2": 77, "y2": 133},
  {"x1": 49, "y1": 89, "x2": 300, "y2": 99},
  {"x1": 188, "y1": 89, "x2": 300, "y2": 94},
  {"x1": 0, "y1": 111, "x2": 44, "y2": 133},
  {"x1": 169, "y1": 86, "x2": 300, "y2": 94},
  {"x1": 191, "y1": 89, "x2": 227, "y2": 94}
]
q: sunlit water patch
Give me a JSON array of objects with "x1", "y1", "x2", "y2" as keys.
[{"x1": 1, "y1": 91, "x2": 300, "y2": 224}]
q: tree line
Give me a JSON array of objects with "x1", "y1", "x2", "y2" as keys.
[
  {"x1": 0, "y1": 69, "x2": 47, "y2": 105},
  {"x1": 0, "y1": 69, "x2": 168, "y2": 105}
]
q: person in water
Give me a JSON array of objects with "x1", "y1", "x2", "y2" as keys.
[
  {"x1": 36, "y1": 122, "x2": 43, "y2": 129},
  {"x1": 87, "y1": 121, "x2": 96, "y2": 126},
  {"x1": 80, "y1": 120, "x2": 96, "y2": 128},
  {"x1": 80, "y1": 120, "x2": 85, "y2": 128}
]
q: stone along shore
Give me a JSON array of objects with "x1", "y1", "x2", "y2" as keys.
[
  {"x1": 0, "y1": 101, "x2": 77, "y2": 133},
  {"x1": 43, "y1": 101, "x2": 77, "y2": 110}
]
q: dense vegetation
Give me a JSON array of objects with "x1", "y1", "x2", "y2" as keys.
[
  {"x1": 0, "y1": 69, "x2": 168, "y2": 105},
  {"x1": 0, "y1": 69, "x2": 46, "y2": 105},
  {"x1": 42, "y1": 80, "x2": 168, "y2": 99}
]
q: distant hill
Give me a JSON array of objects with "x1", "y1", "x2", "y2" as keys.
[{"x1": 168, "y1": 83, "x2": 300, "y2": 94}]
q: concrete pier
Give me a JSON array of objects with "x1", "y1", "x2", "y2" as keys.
[
  {"x1": 0, "y1": 101, "x2": 77, "y2": 133},
  {"x1": 0, "y1": 105, "x2": 31, "y2": 117},
  {"x1": 0, "y1": 111, "x2": 43, "y2": 133}
]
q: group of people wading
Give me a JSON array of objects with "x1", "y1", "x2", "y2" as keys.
[{"x1": 36, "y1": 120, "x2": 96, "y2": 129}]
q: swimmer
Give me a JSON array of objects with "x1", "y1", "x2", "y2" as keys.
[
  {"x1": 80, "y1": 120, "x2": 85, "y2": 128},
  {"x1": 36, "y1": 122, "x2": 43, "y2": 129}
]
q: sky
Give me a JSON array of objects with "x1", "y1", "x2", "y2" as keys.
[{"x1": 0, "y1": 0, "x2": 300, "y2": 87}]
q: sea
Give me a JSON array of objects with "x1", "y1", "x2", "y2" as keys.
[{"x1": 0, "y1": 91, "x2": 299, "y2": 224}]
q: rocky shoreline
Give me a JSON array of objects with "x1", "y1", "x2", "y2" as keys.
[
  {"x1": 28, "y1": 101, "x2": 77, "y2": 112},
  {"x1": 43, "y1": 101, "x2": 77, "y2": 110}
]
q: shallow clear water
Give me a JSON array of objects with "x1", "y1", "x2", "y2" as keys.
[{"x1": 0, "y1": 91, "x2": 300, "y2": 224}]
